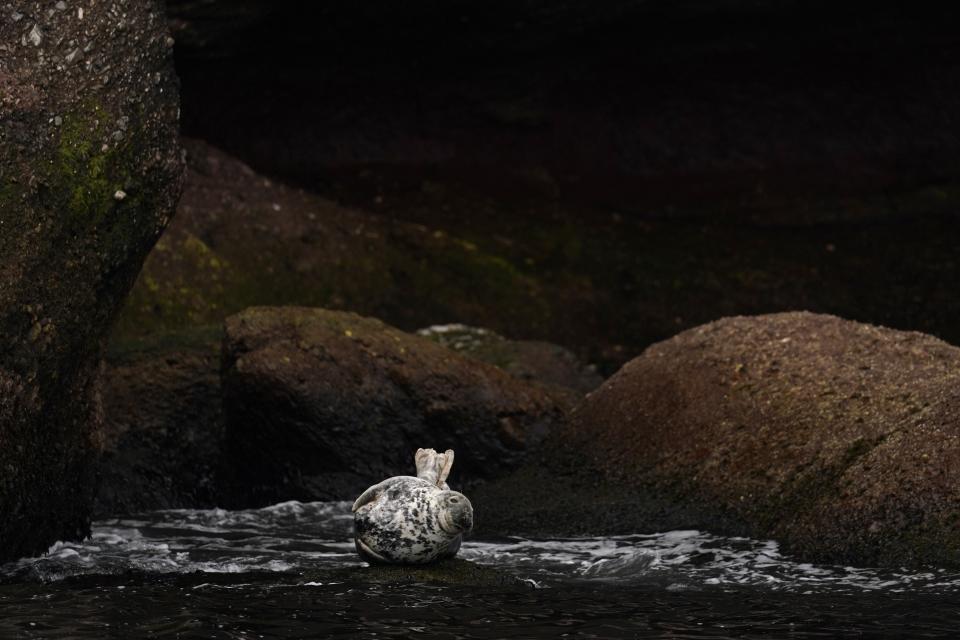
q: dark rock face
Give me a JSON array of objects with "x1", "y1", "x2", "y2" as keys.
[
  {"x1": 0, "y1": 2, "x2": 183, "y2": 561},
  {"x1": 563, "y1": 312, "x2": 960, "y2": 567},
  {"x1": 171, "y1": 1, "x2": 960, "y2": 209},
  {"x1": 220, "y1": 307, "x2": 569, "y2": 506},
  {"x1": 96, "y1": 338, "x2": 222, "y2": 516}
]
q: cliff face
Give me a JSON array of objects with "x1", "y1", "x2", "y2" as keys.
[{"x1": 0, "y1": 0, "x2": 184, "y2": 562}]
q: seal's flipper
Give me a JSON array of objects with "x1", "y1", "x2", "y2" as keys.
[
  {"x1": 356, "y1": 537, "x2": 390, "y2": 564},
  {"x1": 437, "y1": 449, "x2": 454, "y2": 487},
  {"x1": 352, "y1": 479, "x2": 391, "y2": 512},
  {"x1": 415, "y1": 447, "x2": 454, "y2": 487},
  {"x1": 436, "y1": 535, "x2": 462, "y2": 561},
  {"x1": 415, "y1": 448, "x2": 436, "y2": 482}
]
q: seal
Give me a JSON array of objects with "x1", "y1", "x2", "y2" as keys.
[{"x1": 352, "y1": 448, "x2": 474, "y2": 565}]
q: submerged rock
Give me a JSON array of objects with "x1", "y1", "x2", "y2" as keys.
[
  {"x1": 561, "y1": 312, "x2": 960, "y2": 567},
  {"x1": 0, "y1": 2, "x2": 183, "y2": 561},
  {"x1": 220, "y1": 307, "x2": 569, "y2": 506}
]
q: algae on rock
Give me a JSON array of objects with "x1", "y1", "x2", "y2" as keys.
[{"x1": 0, "y1": 2, "x2": 184, "y2": 563}]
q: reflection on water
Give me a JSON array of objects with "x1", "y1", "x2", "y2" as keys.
[{"x1": 2, "y1": 501, "x2": 960, "y2": 638}]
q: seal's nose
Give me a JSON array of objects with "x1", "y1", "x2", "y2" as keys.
[
  {"x1": 440, "y1": 491, "x2": 474, "y2": 534},
  {"x1": 454, "y1": 499, "x2": 474, "y2": 533},
  {"x1": 457, "y1": 505, "x2": 474, "y2": 533},
  {"x1": 446, "y1": 492, "x2": 473, "y2": 533}
]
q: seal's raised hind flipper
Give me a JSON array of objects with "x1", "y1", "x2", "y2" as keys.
[
  {"x1": 414, "y1": 448, "x2": 436, "y2": 482},
  {"x1": 415, "y1": 448, "x2": 455, "y2": 487},
  {"x1": 437, "y1": 449, "x2": 454, "y2": 487}
]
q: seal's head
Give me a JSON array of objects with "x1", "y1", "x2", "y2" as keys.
[{"x1": 436, "y1": 490, "x2": 474, "y2": 535}]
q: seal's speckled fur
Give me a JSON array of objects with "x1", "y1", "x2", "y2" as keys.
[{"x1": 353, "y1": 449, "x2": 473, "y2": 565}]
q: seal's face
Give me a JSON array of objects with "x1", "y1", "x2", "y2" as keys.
[{"x1": 436, "y1": 490, "x2": 474, "y2": 535}]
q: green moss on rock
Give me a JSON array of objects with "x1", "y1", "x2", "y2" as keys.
[
  {"x1": 114, "y1": 140, "x2": 552, "y2": 345},
  {"x1": 0, "y1": 0, "x2": 184, "y2": 564}
]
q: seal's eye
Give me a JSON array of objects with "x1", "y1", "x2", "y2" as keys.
[{"x1": 449, "y1": 498, "x2": 459, "y2": 503}]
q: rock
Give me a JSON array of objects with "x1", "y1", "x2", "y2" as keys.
[
  {"x1": 96, "y1": 332, "x2": 223, "y2": 516},
  {"x1": 562, "y1": 312, "x2": 960, "y2": 567},
  {"x1": 220, "y1": 307, "x2": 569, "y2": 506},
  {"x1": 0, "y1": 2, "x2": 183, "y2": 561},
  {"x1": 94, "y1": 320, "x2": 596, "y2": 515},
  {"x1": 114, "y1": 138, "x2": 960, "y2": 385},
  {"x1": 115, "y1": 139, "x2": 550, "y2": 354},
  {"x1": 417, "y1": 324, "x2": 603, "y2": 397},
  {"x1": 95, "y1": 321, "x2": 598, "y2": 516},
  {"x1": 173, "y1": 2, "x2": 960, "y2": 212}
]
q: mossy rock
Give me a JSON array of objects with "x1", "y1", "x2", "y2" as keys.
[
  {"x1": 114, "y1": 139, "x2": 550, "y2": 349},
  {"x1": 0, "y1": 2, "x2": 183, "y2": 562}
]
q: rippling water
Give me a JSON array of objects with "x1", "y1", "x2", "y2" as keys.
[{"x1": 2, "y1": 501, "x2": 960, "y2": 638}]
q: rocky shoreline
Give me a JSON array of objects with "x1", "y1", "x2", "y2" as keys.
[
  {"x1": 95, "y1": 305, "x2": 960, "y2": 569},
  {"x1": 6, "y1": 1, "x2": 960, "y2": 575}
]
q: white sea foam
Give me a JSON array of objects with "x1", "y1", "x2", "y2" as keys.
[
  {"x1": 5, "y1": 501, "x2": 960, "y2": 593},
  {"x1": 4, "y1": 501, "x2": 359, "y2": 582},
  {"x1": 460, "y1": 531, "x2": 960, "y2": 593}
]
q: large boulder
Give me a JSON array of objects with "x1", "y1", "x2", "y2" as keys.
[
  {"x1": 94, "y1": 320, "x2": 593, "y2": 514},
  {"x1": 220, "y1": 307, "x2": 569, "y2": 506},
  {"x1": 563, "y1": 312, "x2": 960, "y2": 566},
  {"x1": 0, "y1": 2, "x2": 183, "y2": 561}
]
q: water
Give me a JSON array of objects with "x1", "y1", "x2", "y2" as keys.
[{"x1": 2, "y1": 502, "x2": 960, "y2": 638}]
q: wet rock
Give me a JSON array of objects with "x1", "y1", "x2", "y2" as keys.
[
  {"x1": 0, "y1": 2, "x2": 183, "y2": 561},
  {"x1": 96, "y1": 332, "x2": 223, "y2": 516},
  {"x1": 561, "y1": 312, "x2": 960, "y2": 567},
  {"x1": 220, "y1": 307, "x2": 569, "y2": 506},
  {"x1": 417, "y1": 324, "x2": 603, "y2": 397}
]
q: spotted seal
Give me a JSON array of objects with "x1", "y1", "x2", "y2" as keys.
[{"x1": 352, "y1": 448, "x2": 474, "y2": 565}]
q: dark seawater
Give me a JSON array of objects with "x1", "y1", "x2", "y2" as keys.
[{"x1": 2, "y1": 502, "x2": 959, "y2": 639}]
